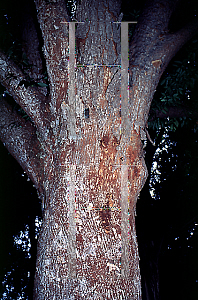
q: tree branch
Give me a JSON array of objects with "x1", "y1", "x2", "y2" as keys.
[
  {"x1": 0, "y1": 51, "x2": 49, "y2": 133},
  {"x1": 34, "y1": 0, "x2": 70, "y2": 115},
  {"x1": 0, "y1": 98, "x2": 44, "y2": 196},
  {"x1": 129, "y1": 0, "x2": 180, "y2": 64},
  {"x1": 75, "y1": 0, "x2": 121, "y2": 22},
  {"x1": 128, "y1": 0, "x2": 198, "y2": 132},
  {"x1": 161, "y1": 19, "x2": 198, "y2": 68}
]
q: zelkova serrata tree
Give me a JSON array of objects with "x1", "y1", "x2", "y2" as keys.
[{"x1": 0, "y1": 0, "x2": 198, "y2": 299}]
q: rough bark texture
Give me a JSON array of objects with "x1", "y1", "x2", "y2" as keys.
[{"x1": 0, "y1": 0, "x2": 198, "y2": 299}]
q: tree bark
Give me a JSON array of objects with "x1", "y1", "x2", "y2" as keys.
[
  {"x1": 33, "y1": 0, "x2": 144, "y2": 298},
  {"x1": 0, "y1": 0, "x2": 198, "y2": 299}
]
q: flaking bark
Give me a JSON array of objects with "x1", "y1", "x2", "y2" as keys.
[{"x1": 0, "y1": 0, "x2": 198, "y2": 299}]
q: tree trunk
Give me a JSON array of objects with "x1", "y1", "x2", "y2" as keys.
[
  {"x1": 33, "y1": 2, "x2": 146, "y2": 298},
  {"x1": 0, "y1": 0, "x2": 198, "y2": 299},
  {"x1": 33, "y1": 133, "x2": 146, "y2": 299}
]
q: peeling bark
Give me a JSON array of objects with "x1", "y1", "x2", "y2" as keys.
[{"x1": 0, "y1": 0, "x2": 198, "y2": 299}]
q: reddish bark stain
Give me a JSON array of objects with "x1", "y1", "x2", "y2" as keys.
[{"x1": 96, "y1": 134, "x2": 120, "y2": 233}]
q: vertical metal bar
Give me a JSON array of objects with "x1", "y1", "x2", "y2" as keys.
[
  {"x1": 68, "y1": 164, "x2": 76, "y2": 278},
  {"x1": 68, "y1": 22, "x2": 76, "y2": 141},
  {"x1": 121, "y1": 165, "x2": 129, "y2": 278},
  {"x1": 121, "y1": 22, "x2": 130, "y2": 278},
  {"x1": 121, "y1": 22, "x2": 130, "y2": 138}
]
